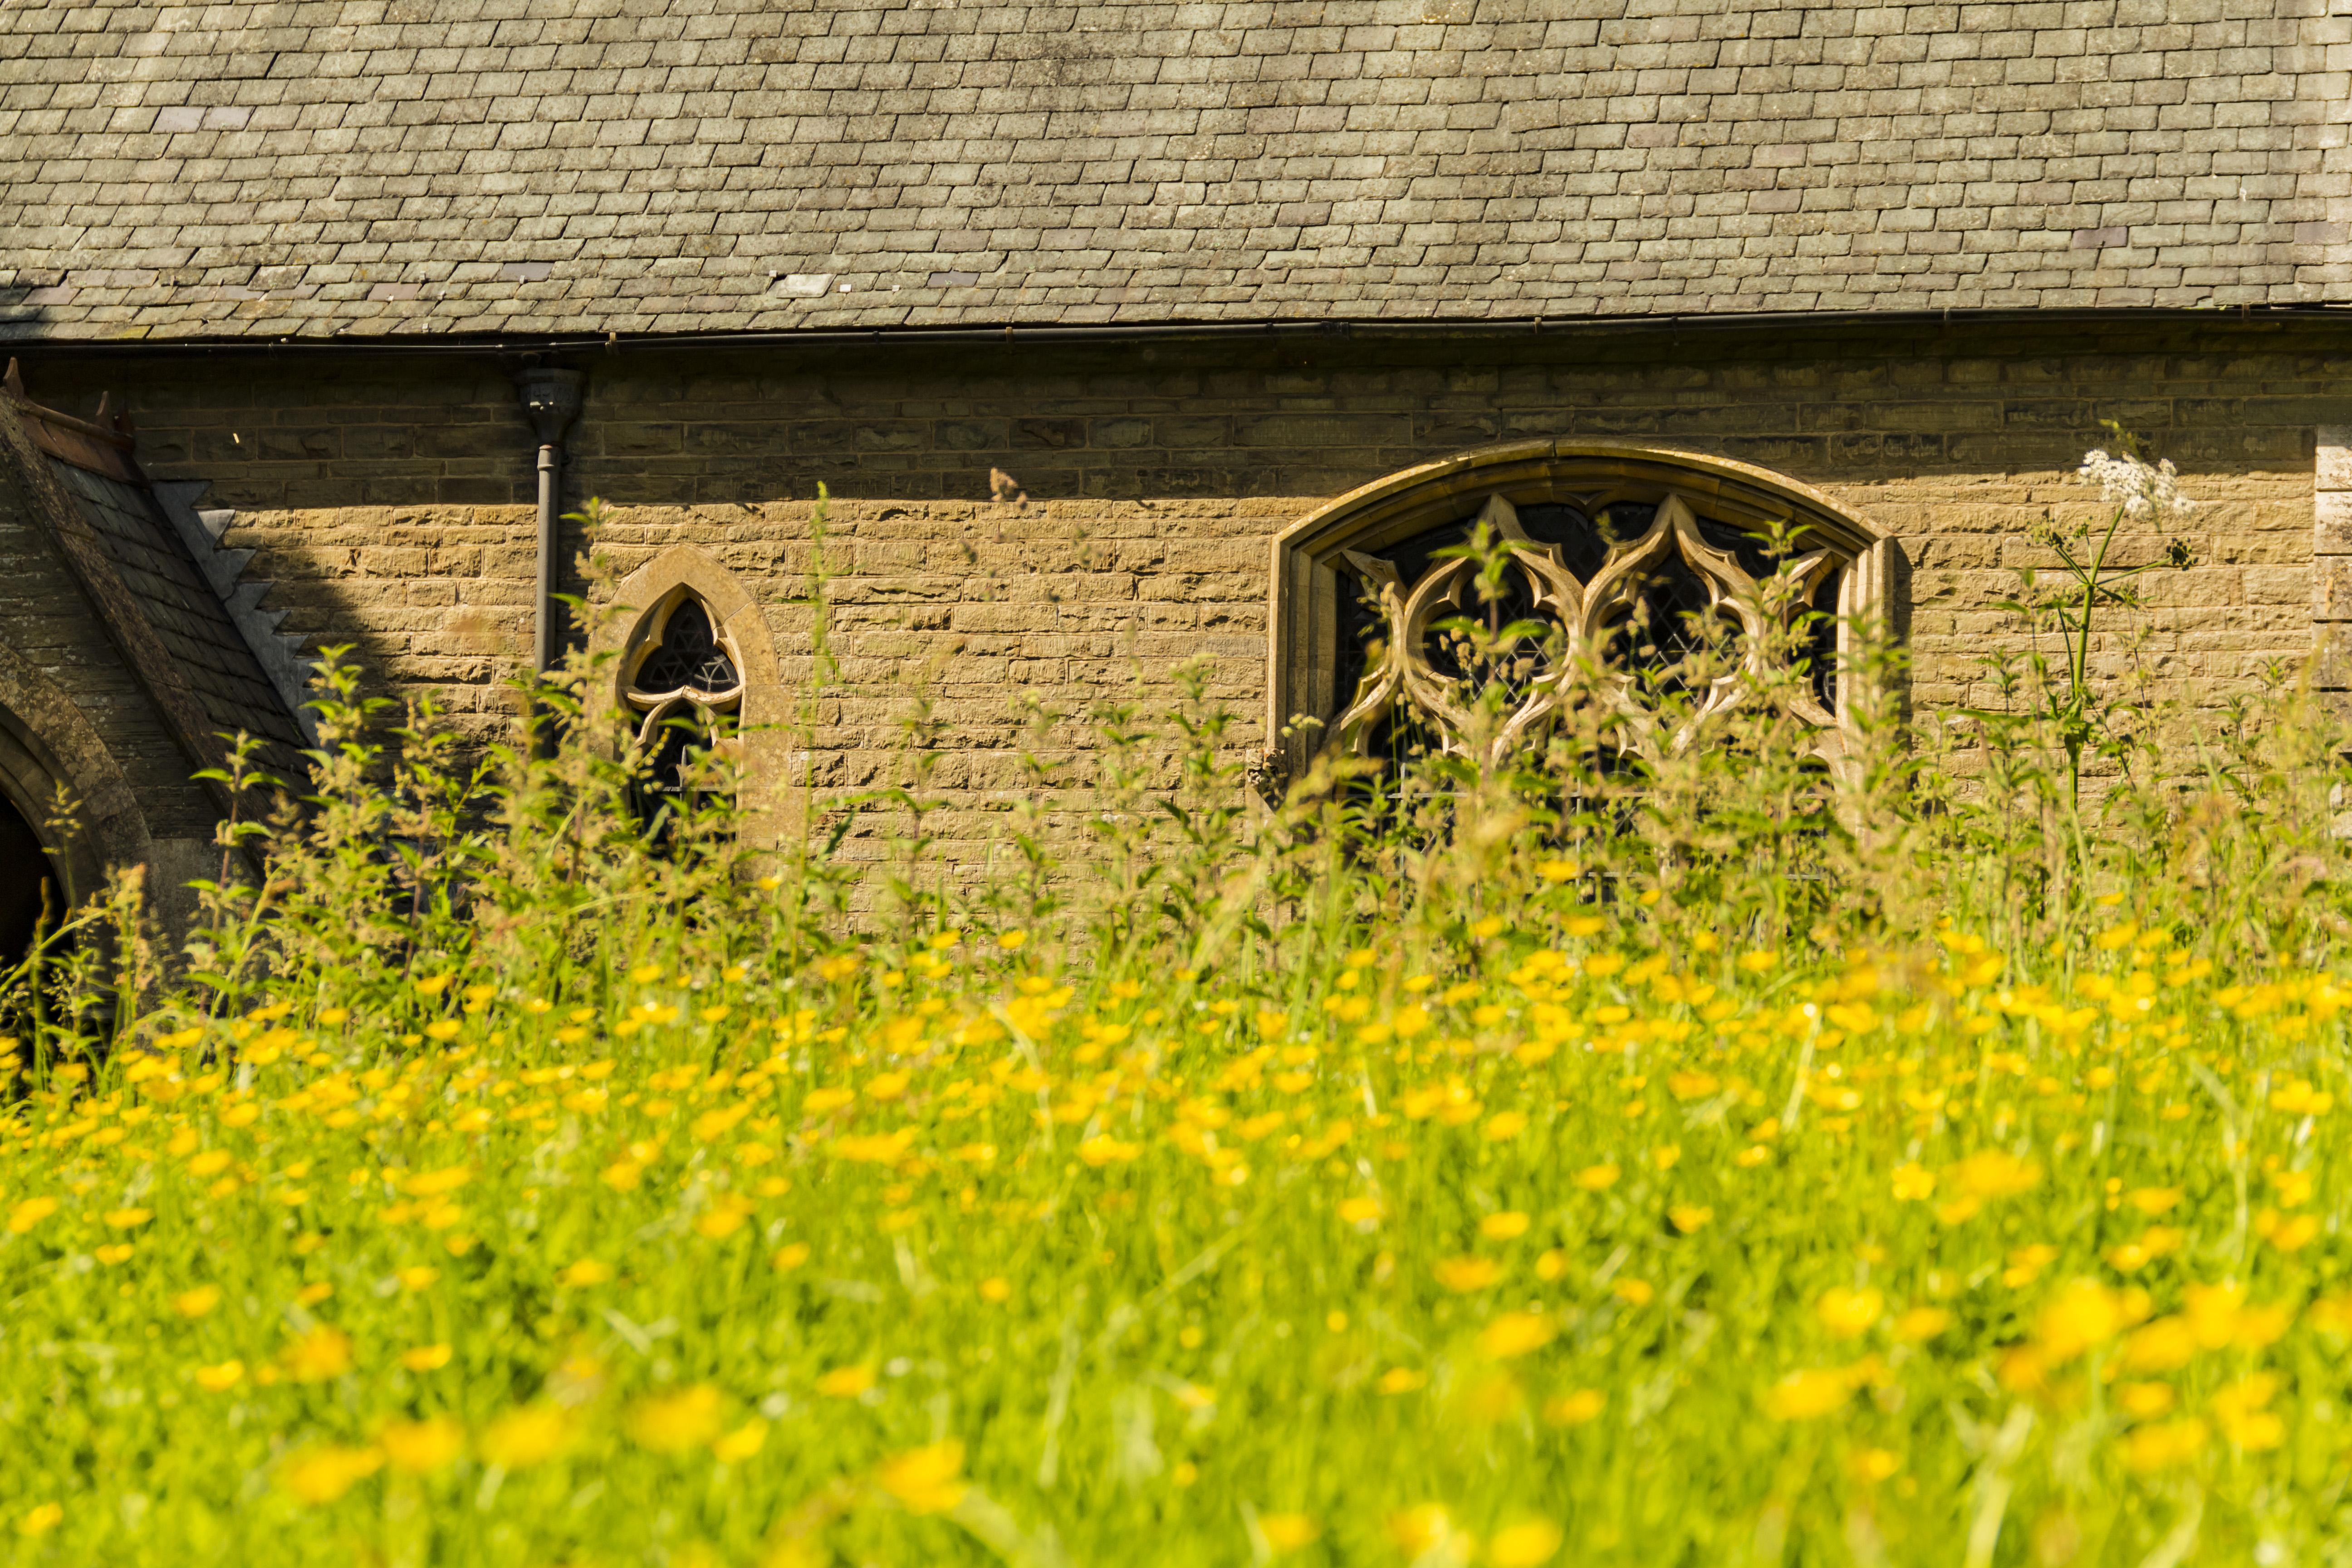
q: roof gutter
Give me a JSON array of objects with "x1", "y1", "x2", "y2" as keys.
[{"x1": 6, "y1": 303, "x2": 2343, "y2": 360}]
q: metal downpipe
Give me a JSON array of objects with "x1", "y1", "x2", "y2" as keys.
[{"x1": 513, "y1": 367, "x2": 585, "y2": 681}]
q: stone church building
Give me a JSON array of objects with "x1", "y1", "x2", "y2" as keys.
[{"x1": 2, "y1": 0, "x2": 2350, "y2": 934}]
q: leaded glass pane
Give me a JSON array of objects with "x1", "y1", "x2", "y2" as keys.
[{"x1": 632, "y1": 601, "x2": 739, "y2": 696}]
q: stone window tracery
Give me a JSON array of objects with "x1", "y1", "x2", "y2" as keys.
[
  {"x1": 1269, "y1": 443, "x2": 1905, "y2": 790},
  {"x1": 622, "y1": 593, "x2": 743, "y2": 828}
]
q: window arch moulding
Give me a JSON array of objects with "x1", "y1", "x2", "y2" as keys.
[
  {"x1": 589, "y1": 545, "x2": 790, "y2": 847},
  {"x1": 0, "y1": 639, "x2": 154, "y2": 908},
  {"x1": 1265, "y1": 440, "x2": 1910, "y2": 789}
]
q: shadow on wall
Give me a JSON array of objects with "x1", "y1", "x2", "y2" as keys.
[
  {"x1": 7, "y1": 322, "x2": 2328, "y2": 850},
  {"x1": 13, "y1": 353, "x2": 555, "y2": 755},
  {"x1": 10, "y1": 341, "x2": 1321, "y2": 776}
]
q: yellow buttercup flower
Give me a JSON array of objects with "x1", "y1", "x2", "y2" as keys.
[
  {"x1": 283, "y1": 1328, "x2": 352, "y2": 1382},
  {"x1": 1816, "y1": 1287, "x2": 1884, "y2": 1339},
  {"x1": 1950, "y1": 1150, "x2": 2040, "y2": 1200},
  {"x1": 876, "y1": 1441, "x2": 967, "y2": 1514},
  {"x1": 1893, "y1": 1307, "x2": 1951, "y2": 1342},
  {"x1": 2120, "y1": 1417, "x2": 2208, "y2": 1474},
  {"x1": 814, "y1": 1365, "x2": 876, "y2": 1399},
  {"x1": 480, "y1": 1405, "x2": 573, "y2": 1470},
  {"x1": 627, "y1": 1384, "x2": 725, "y2": 1453},
  {"x1": 194, "y1": 1360, "x2": 245, "y2": 1392},
  {"x1": 2212, "y1": 1374, "x2": 2285, "y2": 1451},
  {"x1": 1762, "y1": 1367, "x2": 1853, "y2": 1421},
  {"x1": 1434, "y1": 1257, "x2": 1500, "y2": 1293},
  {"x1": 403, "y1": 1166, "x2": 471, "y2": 1198},
  {"x1": 279, "y1": 1445, "x2": 384, "y2": 1504},
  {"x1": 1386, "y1": 1504, "x2": 1460, "y2": 1557},
  {"x1": 1849, "y1": 1449, "x2": 1902, "y2": 1484},
  {"x1": 2035, "y1": 1279, "x2": 2127, "y2": 1362},
  {"x1": 379, "y1": 1417, "x2": 465, "y2": 1475},
  {"x1": 694, "y1": 1199, "x2": 753, "y2": 1240},
  {"x1": 1545, "y1": 1389, "x2": 1605, "y2": 1426},
  {"x1": 1258, "y1": 1513, "x2": 1320, "y2": 1552},
  {"x1": 1478, "y1": 1312, "x2": 1557, "y2": 1359},
  {"x1": 712, "y1": 1420, "x2": 768, "y2": 1463},
  {"x1": 2121, "y1": 1316, "x2": 2197, "y2": 1374},
  {"x1": 1488, "y1": 1519, "x2": 1564, "y2": 1568}
]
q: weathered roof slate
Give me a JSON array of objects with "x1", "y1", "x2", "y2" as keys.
[
  {"x1": 0, "y1": 388, "x2": 312, "y2": 797},
  {"x1": 3, "y1": 0, "x2": 2347, "y2": 342}
]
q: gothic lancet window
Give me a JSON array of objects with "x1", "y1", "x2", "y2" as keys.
[
  {"x1": 1269, "y1": 443, "x2": 1903, "y2": 790},
  {"x1": 622, "y1": 593, "x2": 744, "y2": 831}
]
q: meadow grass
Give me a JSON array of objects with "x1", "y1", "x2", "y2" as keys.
[{"x1": 5, "y1": 505, "x2": 2352, "y2": 1568}]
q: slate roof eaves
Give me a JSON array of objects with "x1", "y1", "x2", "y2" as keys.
[{"x1": 5, "y1": 0, "x2": 2349, "y2": 341}]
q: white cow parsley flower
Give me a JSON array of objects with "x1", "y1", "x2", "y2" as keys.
[{"x1": 2076, "y1": 448, "x2": 2195, "y2": 521}]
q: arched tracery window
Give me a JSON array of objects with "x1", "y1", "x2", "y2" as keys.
[
  {"x1": 1269, "y1": 441, "x2": 1904, "y2": 788},
  {"x1": 622, "y1": 592, "x2": 744, "y2": 830},
  {"x1": 595, "y1": 545, "x2": 786, "y2": 849}
]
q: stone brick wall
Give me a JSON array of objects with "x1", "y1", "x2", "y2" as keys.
[
  {"x1": 0, "y1": 443, "x2": 220, "y2": 846},
  {"x1": 0, "y1": 418, "x2": 225, "y2": 935},
  {"x1": 18, "y1": 316, "x2": 2340, "y2": 865}
]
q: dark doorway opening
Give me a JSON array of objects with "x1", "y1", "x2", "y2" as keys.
[{"x1": 0, "y1": 794, "x2": 59, "y2": 964}]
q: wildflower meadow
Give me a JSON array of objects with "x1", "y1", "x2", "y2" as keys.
[{"x1": 6, "y1": 461, "x2": 2352, "y2": 1568}]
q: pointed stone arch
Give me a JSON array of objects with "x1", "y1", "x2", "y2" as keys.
[
  {"x1": 0, "y1": 642, "x2": 150, "y2": 868},
  {"x1": 0, "y1": 641, "x2": 233, "y2": 951},
  {"x1": 1267, "y1": 439, "x2": 1909, "y2": 786},
  {"x1": 589, "y1": 545, "x2": 790, "y2": 847},
  {"x1": 0, "y1": 641, "x2": 152, "y2": 912}
]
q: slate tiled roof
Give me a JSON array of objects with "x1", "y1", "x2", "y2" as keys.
[
  {"x1": 1, "y1": 388, "x2": 312, "y2": 787},
  {"x1": 2, "y1": 0, "x2": 2348, "y2": 342},
  {"x1": 45, "y1": 461, "x2": 310, "y2": 768}
]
